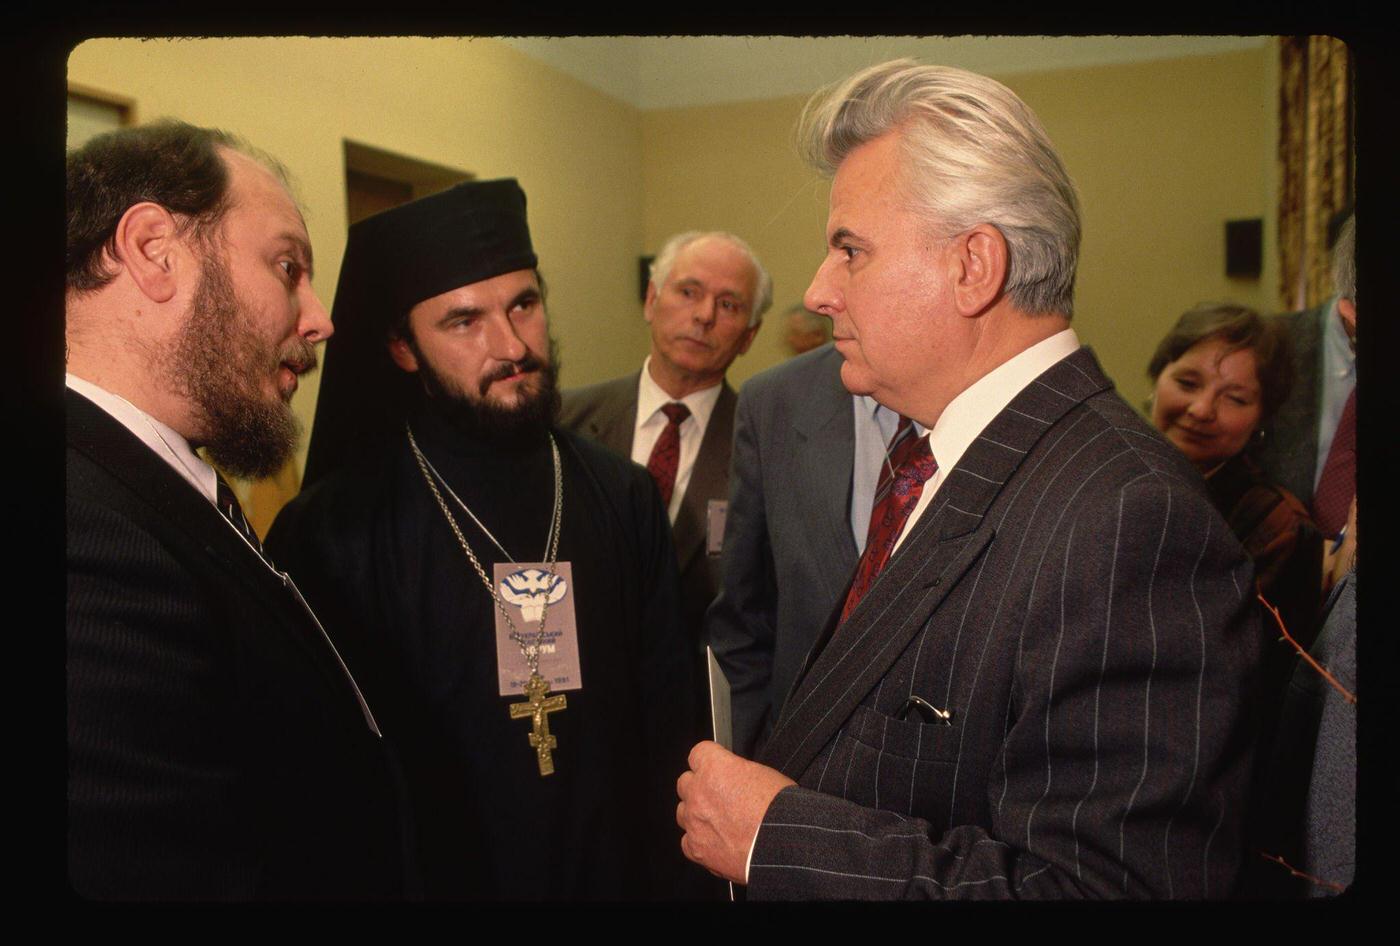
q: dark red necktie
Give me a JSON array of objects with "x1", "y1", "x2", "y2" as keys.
[
  {"x1": 646, "y1": 402, "x2": 691, "y2": 508},
  {"x1": 1312, "y1": 388, "x2": 1356, "y2": 536},
  {"x1": 840, "y1": 432, "x2": 937, "y2": 624},
  {"x1": 874, "y1": 415, "x2": 914, "y2": 499}
]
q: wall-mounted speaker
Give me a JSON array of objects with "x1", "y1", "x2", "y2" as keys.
[{"x1": 1225, "y1": 218, "x2": 1263, "y2": 279}]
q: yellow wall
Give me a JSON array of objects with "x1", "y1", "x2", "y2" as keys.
[
  {"x1": 67, "y1": 37, "x2": 650, "y2": 474},
  {"x1": 641, "y1": 93, "x2": 830, "y2": 387},
  {"x1": 640, "y1": 46, "x2": 1280, "y2": 409},
  {"x1": 69, "y1": 39, "x2": 1280, "y2": 450},
  {"x1": 1011, "y1": 47, "x2": 1279, "y2": 412}
]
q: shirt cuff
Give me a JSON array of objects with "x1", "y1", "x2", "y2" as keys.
[{"x1": 744, "y1": 818, "x2": 761, "y2": 885}]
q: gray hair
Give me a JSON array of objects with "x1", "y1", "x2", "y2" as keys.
[
  {"x1": 1331, "y1": 213, "x2": 1355, "y2": 302},
  {"x1": 649, "y1": 230, "x2": 773, "y2": 326},
  {"x1": 797, "y1": 58, "x2": 1082, "y2": 318}
]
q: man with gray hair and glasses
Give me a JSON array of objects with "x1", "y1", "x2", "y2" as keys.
[{"x1": 676, "y1": 60, "x2": 1259, "y2": 900}]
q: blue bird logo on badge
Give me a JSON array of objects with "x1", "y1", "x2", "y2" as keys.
[{"x1": 498, "y1": 568, "x2": 569, "y2": 623}]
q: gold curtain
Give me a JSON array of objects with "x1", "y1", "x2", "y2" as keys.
[{"x1": 1278, "y1": 36, "x2": 1352, "y2": 311}]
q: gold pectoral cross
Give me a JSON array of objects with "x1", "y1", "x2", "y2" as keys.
[{"x1": 508, "y1": 672, "x2": 567, "y2": 776}]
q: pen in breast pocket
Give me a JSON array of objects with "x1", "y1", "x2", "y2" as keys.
[
  {"x1": 1330, "y1": 524, "x2": 1348, "y2": 555},
  {"x1": 897, "y1": 695, "x2": 953, "y2": 724}
]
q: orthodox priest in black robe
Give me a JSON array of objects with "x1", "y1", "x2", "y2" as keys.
[{"x1": 266, "y1": 180, "x2": 700, "y2": 899}]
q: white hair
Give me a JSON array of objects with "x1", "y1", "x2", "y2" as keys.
[
  {"x1": 798, "y1": 58, "x2": 1082, "y2": 318},
  {"x1": 649, "y1": 230, "x2": 773, "y2": 326}
]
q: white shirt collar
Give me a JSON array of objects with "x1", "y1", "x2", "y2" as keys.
[
  {"x1": 1322, "y1": 297, "x2": 1355, "y2": 374},
  {"x1": 888, "y1": 328, "x2": 1081, "y2": 557},
  {"x1": 925, "y1": 328, "x2": 1082, "y2": 479},
  {"x1": 66, "y1": 373, "x2": 220, "y2": 505},
  {"x1": 637, "y1": 355, "x2": 723, "y2": 431}
]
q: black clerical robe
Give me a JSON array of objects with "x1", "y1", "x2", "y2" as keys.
[{"x1": 266, "y1": 414, "x2": 697, "y2": 899}]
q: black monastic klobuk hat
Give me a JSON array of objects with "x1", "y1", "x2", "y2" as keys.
[{"x1": 301, "y1": 178, "x2": 538, "y2": 486}]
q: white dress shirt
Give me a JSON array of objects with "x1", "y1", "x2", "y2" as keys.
[
  {"x1": 891, "y1": 329, "x2": 1082, "y2": 556},
  {"x1": 630, "y1": 356, "x2": 725, "y2": 523},
  {"x1": 66, "y1": 373, "x2": 219, "y2": 505}
]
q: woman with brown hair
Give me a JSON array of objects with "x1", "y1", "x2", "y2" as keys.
[{"x1": 1147, "y1": 302, "x2": 1323, "y2": 654}]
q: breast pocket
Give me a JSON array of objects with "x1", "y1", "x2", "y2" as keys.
[{"x1": 819, "y1": 704, "x2": 962, "y2": 829}]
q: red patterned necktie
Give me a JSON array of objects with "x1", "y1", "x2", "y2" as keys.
[
  {"x1": 874, "y1": 415, "x2": 914, "y2": 499},
  {"x1": 646, "y1": 402, "x2": 691, "y2": 508},
  {"x1": 1312, "y1": 388, "x2": 1356, "y2": 536},
  {"x1": 839, "y1": 432, "x2": 937, "y2": 625}
]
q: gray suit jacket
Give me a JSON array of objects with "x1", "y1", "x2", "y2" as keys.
[
  {"x1": 705, "y1": 345, "x2": 858, "y2": 757},
  {"x1": 1257, "y1": 304, "x2": 1325, "y2": 504},
  {"x1": 749, "y1": 348, "x2": 1260, "y2": 900},
  {"x1": 559, "y1": 372, "x2": 735, "y2": 656},
  {"x1": 1248, "y1": 571, "x2": 1356, "y2": 897}
]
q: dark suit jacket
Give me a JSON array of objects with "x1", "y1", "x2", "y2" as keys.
[
  {"x1": 1257, "y1": 304, "x2": 1325, "y2": 505},
  {"x1": 705, "y1": 345, "x2": 858, "y2": 757},
  {"x1": 1246, "y1": 571, "x2": 1355, "y2": 897},
  {"x1": 749, "y1": 349, "x2": 1261, "y2": 899},
  {"x1": 66, "y1": 389, "x2": 407, "y2": 900},
  {"x1": 559, "y1": 372, "x2": 735, "y2": 657}
]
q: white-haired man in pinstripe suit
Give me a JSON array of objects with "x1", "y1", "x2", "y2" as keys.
[{"x1": 676, "y1": 59, "x2": 1260, "y2": 899}]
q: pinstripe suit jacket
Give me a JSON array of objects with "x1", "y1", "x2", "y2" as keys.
[
  {"x1": 750, "y1": 348, "x2": 1261, "y2": 900},
  {"x1": 66, "y1": 389, "x2": 407, "y2": 899}
]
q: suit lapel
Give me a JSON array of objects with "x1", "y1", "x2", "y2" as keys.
[
  {"x1": 66, "y1": 389, "x2": 378, "y2": 732},
  {"x1": 793, "y1": 348, "x2": 860, "y2": 568},
  {"x1": 1290, "y1": 307, "x2": 1322, "y2": 479},
  {"x1": 584, "y1": 373, "x2": 640, "y2": 457},
  {"x1": 673, "y1": 383, "x2": 735, "y2": 573},
  {"x1": 760, "y1": 348, "x2": 1114, "y2": 777},
  {"x1": 67, "y1": 390, "x2": 266, "y2": 578}
]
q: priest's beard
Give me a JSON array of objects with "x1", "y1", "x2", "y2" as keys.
[
  {"x1": 410, "y1": 337, "x2": 562, "y2": 445},
  {"x1": 162, "y1": 250, "x2": 312, "y2": 478}
]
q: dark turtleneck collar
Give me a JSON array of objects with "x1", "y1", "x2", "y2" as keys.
[{"x1": 406, "y1": 398, "x2": 554, "y2": 464}]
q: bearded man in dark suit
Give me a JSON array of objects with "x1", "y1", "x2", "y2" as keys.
[
  {"x1": 65, "y1": 122, "x2": 406, "y2": 899},
  {"x1": 560, "y1": 231, "x2": 771, "y2": 732},
  {"x1": 676, "y1": 60, "x2": 1260, "y2": 900}
]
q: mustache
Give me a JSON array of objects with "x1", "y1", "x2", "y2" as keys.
[
  {"x1": 478, "y1": 350, "x2": 546, "y2": 396},
  {"x1": 279, "y1": 337, "x2": 318, "y2": 375}
]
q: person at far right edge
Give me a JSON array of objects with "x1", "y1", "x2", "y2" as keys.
[{"x1": 675, "y1": 59, "x2": 1261, "y2": 900}]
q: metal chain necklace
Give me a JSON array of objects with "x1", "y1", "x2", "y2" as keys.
[
  {"x1": 408, "y1": 425, "x2": 570, "y2": 776},
  {"x1": 406, "y1": 424, "x2": 563, "y2": 675},
  {"x1": 410, "y1": 428, "x2": 561, "y2": 565}
]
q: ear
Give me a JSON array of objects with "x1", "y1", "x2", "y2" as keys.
[
  {"x1": 949, "y1": 224, "x2": 1009, "y2": 318},
  {"x1": 387, "y1": 335, "x2": 420, "y2": 373},
  {"x1": 1337, "y1": 297, "x2": 1357, "y2": 338},
  {"x1": 111, "y1": 202, "x2": 185, "y2": 304},
  {"x1": 642, "y1": 281, "x2": 659, "y2": 323}
]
